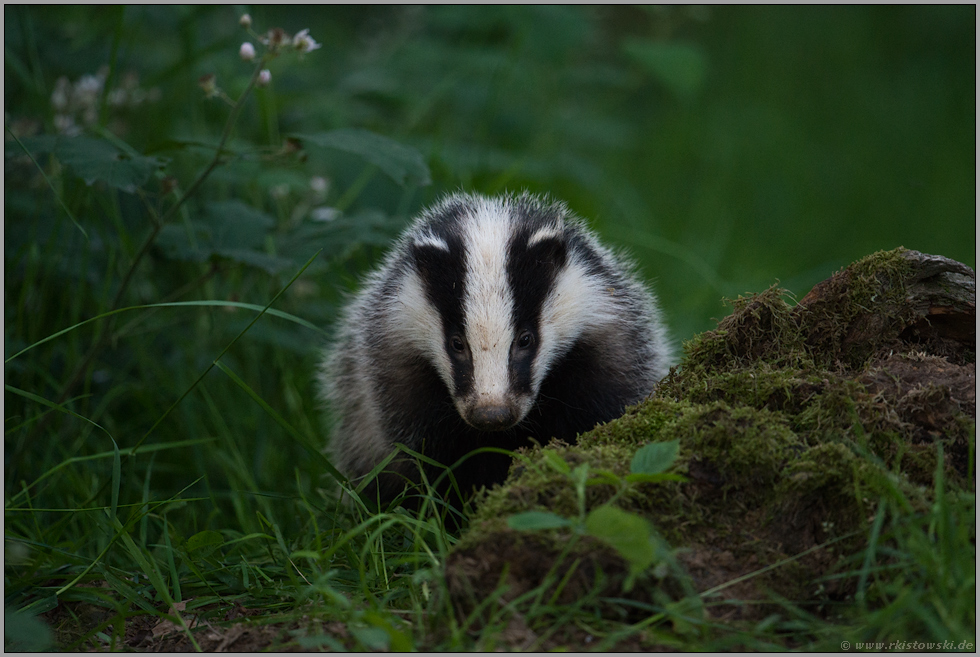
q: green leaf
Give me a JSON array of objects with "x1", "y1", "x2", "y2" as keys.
[
  {"x1": 584, "y1": 505, "x2": 657, "y2": 574},
  {"x1": 622, "y1": 39, "x2": 707, "y2": 99},
  {"x1": 625, "y1": 472, "x2": 687, "y2": 485},
  {"x1": 4, "y1": 609, "x2": 54, "y2": 651},
  {"x1": 185, "y1": 529, "x2": 224, "y2": 556},
  {"x1": 631, "y1": 440, "x2": 680, "y2": 476},
  {"x1": 4, "y1": 134, "x2": 58, "y2": 159},
  {"x1": 351, "y1": 626, "x2": 390, "y2": 651},
  {"x1": 42, "y1": 135, "x2": 164, "y2": 192},
  {"x1": 507, "y1": 510, "x2": 573, "y2": 531},
  {"x1": 293, "y1": 129, "x2": 432, "y2": 187},
  {"x1": 156, "y1": 200, "x2": 294, "y2": 273}
]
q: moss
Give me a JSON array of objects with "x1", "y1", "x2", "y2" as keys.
[
  {"x1": 683, "y1": 285, "x2": 806, "y2": 372},
  {"x1": 797, "y1": 247, "x2": 918, "y2": 369},
  {"x1": 449, "y1": 247, "x2": 975, "y2": 625}
]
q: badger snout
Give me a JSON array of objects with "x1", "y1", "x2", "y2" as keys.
[{"x1": 466, "y1": 403, "x2": 519, "y2": 431}]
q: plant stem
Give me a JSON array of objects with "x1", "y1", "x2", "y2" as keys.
[{"x1": 41, "y1": 60, "x2": 270, "y2": 430}]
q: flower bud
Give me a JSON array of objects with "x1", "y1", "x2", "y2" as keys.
[
  {"x1": 198, "y1": 74, "x2": 218, "y2": 97},
  {"x1": 239, "y1": 42, "x2": 256, "y2": 61},
  {"x1": 257, "y1": 69, "x2": 271, "y2": 87},
  {"x1": 239, "y1": 13, "x2": 252, "y2": 28}
]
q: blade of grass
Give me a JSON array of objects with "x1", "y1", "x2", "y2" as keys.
[
  {"x1": 5, "y1": 384, "x2": 114, "y2": 439},
  {"x1": 163, "y1": 516, "x2": 182, "y2": 603},
  {"x1": 54, "y1": 478, "x2": 204, "y2": 596},
  {"x1": 112, "y1": 515, "x2": 201, "y2": 652},
  {"x1": 110, "y1": 438, "x2": 121, "y2": 525},
  {"x1": 856, "y1": 498, "x2": 887, "y2": 610},
  {"x1": 212, "y1": 359, "x2": 348, "y2": 489},
  {"x1": 5, "y1": 299, "x2": 324, "y2": 364},
  {"x1": 4, "y1": 123, "x2": 88, "y2": 240},
  {"x1": 5, "y1": 438, "x2": 214, "y2": 509},
  {"x1": 130, "y1": 249, "x2": 323, "y2": 455}
]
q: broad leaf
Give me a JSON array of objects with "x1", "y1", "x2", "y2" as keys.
[
  {"x1": 584, "y1": 505, "x2": 656, "y2": 573},
  {"x1": 293, "y1": 129, "x2": 431, "y2": 187},
  {"x1": 630, "y1": 439, "x2": 680, "y2": 476},
  {"x1": 156, "y1": 200, "x2": 294, "y2": 274},
  {"x1": 185, "y1": 529, "x2": 224, "y2": 555},
  {"x1": 507, "y1": 510, "x2": 573, "y2": 531},
  {"x1": 9, "y1": 135, "x2": 166, "y2": 192}
]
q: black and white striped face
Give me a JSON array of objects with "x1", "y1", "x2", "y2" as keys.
[{"x1": 389, "y1": 195, "x2": 621, "y2": 433}]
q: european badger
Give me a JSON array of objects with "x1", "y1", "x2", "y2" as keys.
[{"x1": 320, "y1": 192, "x2": 672, "y2": 508}]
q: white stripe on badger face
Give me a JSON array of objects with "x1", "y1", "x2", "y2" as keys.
[
  {"x1": 412, "y1": 233, "x2": 450, "y2": 251},
  {"x1": 387, "y1": 268, "x2": 453, "y2": 386},
  {"x1": 460, "y1": 200, "x2": 515, "y2": 407},
  {"x1": 533, "y1": 254, "x2": 620, "y2": 391},
  {"x1": 527, "y1": 226, "x2": 562, "y2": 247}
]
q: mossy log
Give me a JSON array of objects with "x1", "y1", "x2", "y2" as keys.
[{"x1": 446, "y1": 247, "x2": 975, "y2": 632}]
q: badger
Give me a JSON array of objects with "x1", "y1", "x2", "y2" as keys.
[{"x1": 319, "y1": 192, "x2": 673, "y2": 510}]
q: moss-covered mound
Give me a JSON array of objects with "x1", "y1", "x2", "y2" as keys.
[{"x1": 446, "y1": 248, "x2": 975, "y2": 633}]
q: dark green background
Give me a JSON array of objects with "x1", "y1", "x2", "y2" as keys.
[{"x1": 7, "y1": 6, "x2": 974, "y2": 344}]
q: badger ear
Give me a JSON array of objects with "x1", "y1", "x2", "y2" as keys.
[
  {"x1": 409, "y1": 237, "x2": 466, "y2": 305},
  {"x1": 526, "y1": 232, "x2": 567, "y2": 271},
  {"x1": 410, "y1": 237, "x2": 450, "y2": 275}
]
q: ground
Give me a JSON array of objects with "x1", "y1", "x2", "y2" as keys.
[{"x1": 38, "y1": 247, "x2": 975, "y2": 651}]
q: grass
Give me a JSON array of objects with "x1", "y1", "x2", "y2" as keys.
[{"x1": 4, "y1": 5, "x2": 974, "y2": 651}]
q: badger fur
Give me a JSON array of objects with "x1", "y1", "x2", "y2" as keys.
[{"x1": 319, "y1": 192, "x2": 672, "y2": 508}]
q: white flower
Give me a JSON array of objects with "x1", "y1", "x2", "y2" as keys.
[
  {"x1": 50, "y1": 77, "x2": 71, "y2": 112},
  {"x1": 309, "y1": 176, "x2": 329, "y2": 195},
  {"x1": 239, "y1": 13, "x2": 252, "y2": 28},
  {"x1": 311, "y1": 206, "x2": 341, "y2": 222},
  {"x1": 75, "y1": 73, "x2": 104, "y2": 96},
  {"x1": 239, "y1": 42, "x2": 256, "y2": 61},
  {"x1": 257, "y1": 69, "x2": 271, "y2": 87},
  {"x1": 292, "y1": 28, "x2": 321, "y2": 54}
]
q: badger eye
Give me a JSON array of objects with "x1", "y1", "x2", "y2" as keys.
[
  {"x1": 516, "y1": 330, "x2": 534, "y2": 349},
  {"x1": 450, "y1": 336, "x2": 466, "y2": 353}
]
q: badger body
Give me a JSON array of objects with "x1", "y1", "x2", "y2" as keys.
[{"x1": 320, "y1": 192, "x2": 672, "y2": 507}]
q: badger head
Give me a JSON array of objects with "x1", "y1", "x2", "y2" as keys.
[{"x1": 389, "y1": 194, "x2": 618, "y2": 433}]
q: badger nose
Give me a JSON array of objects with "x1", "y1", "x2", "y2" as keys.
[{"x1": 468, "y1": 405, "x2": 517, "y2": 431}]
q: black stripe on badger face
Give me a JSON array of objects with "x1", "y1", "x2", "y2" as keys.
[
  {"x1": 409, "y1": 228, "x2": 474, "y2": 398},
  {"x1": 506, "y1": 223, "x2": 568, "y2": 396}
]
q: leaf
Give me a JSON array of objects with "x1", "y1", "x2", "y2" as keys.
[
  {"x1": 625, "y1": 472, "x2": 687, "y2": 485},
  {"x1": 185, "y1": 529, "x2": 224, "y2": 556},
  {"x1": 351, "y1": 626, "x2": 390, "y2": 651},
  {"x1": 293, "y1": 129, "x2": 432, "y2": 187},
  {"x1": 584, "y1": 505, "x2": 656, "y2": 574},
  {"x1": 630, "y1": 440, "x2": 680, "y2": 476},
  {"x1": 156, "y1": 200, "x2": 294, "y2": 274},
  {"x1": 4, "y1": 134, "x2": 59, "y2": 159},
  {"x1": 6, "y1": 134, "x2": 166, "y2": 191},
  {"x1": 622, "y1": 39, "x2": 707, "y2": 99},
  {"x1": 3, "y1": 609, "x2": 54, "y2": 651},
  {"x1": 507, "y1": 510, "x2": 573, "y2": 531},
  {"x1": 60, "y1": 136, "x2": 164, "y2": 191}
]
